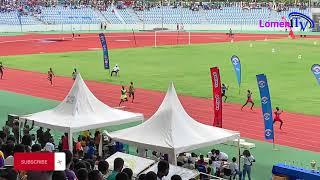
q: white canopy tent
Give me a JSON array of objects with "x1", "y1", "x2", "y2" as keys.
[
  {"x1": 109, "y1": 82, "x2": 240, "y2": 164},
  {"x1": 19, "y1": 73, "x2": 144, "y2": 151}
]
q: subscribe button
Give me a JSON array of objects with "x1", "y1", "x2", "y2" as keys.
[{"x1": 14, "y1": 152, "x2": 66, "y2": 171}]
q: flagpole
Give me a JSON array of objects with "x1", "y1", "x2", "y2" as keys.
[
  {"x1": 272, "y1": 131, "x2": 278, "y2": 151},
  {"x1": 132, "y1": 28, "x2": 137, "y2": 47},
  {"x1": 176, "y1": 30, "x2": 180, "y2": 45}
]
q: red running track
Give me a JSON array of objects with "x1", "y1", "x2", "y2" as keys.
[
  {"x1": 0, "y1": 32, "x2": 290, "y2": 56},
  {"x1": 0, "y1": 68, "x2": 320, "y2": 152}
]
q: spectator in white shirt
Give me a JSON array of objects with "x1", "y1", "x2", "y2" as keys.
[
  {"x1": 214, "y1": 150, "x2": 228, "y2": 161},
  {"x1": 207, "y1": 149, "x2": 216, "y2": 159},
  {"x1": 151, "y1": 151, "x2": 160, "y2": 161},
  {"x1": 111, "y1": 64, "x2": 120, "y2": 76},
  {"x1": 182, "y1": 159, "x2": 195, "y2": 170},
  {"x1": 241, "y1": 150, "x2": 255, "y2": 180},
  {"x1": 44, "y1": 137, "x2": 55, "y2": 152},
  {"x1": 177, "y1": 153, "x2": 187, "y2": 166},
  {"x1": 229, "y1": 157, "x2": 242, "y2": 180},
  {"x1": 190, "y1": 153, "x2": 198, "y2": 164}
]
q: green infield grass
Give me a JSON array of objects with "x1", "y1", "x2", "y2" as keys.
[{"x1": 3, "y1": 39, "x2": 320, "y2": 115}]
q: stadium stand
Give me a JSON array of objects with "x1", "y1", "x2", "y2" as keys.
[
  {"x1": 39, "y1": 6, "x2": 102, "y2": 24},
  {"x1": 0, "y1": 1, "x2": 313, "y2": 29},
  {"x1": 100, "y1": 7, "x2": 124, "y2": 24},
  {"x1": 135, "y1": 6, "x2": 205, "y2": 24},
  {"x1": 0, "y1": 12, "x2": 40, "y2": 25},
  {"x1": 117, "y1": 8, "x2": 141, "y2": 24}
]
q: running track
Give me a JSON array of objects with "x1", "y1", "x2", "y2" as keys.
[
  {"x1": 0, "y1": 32, "x2": 320, "y2": 153},
  {"x1": 0, "y1": 32, "x2": 290, "y2": 56}
]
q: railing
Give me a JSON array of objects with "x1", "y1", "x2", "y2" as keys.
[{"x1": 199, "y1": 172, "x2": 227, "y2": 180}]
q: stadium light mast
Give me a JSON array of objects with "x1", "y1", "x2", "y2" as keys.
[
  {"x1": 162, "y1": 0, "x2": 164, "y2": 30},
  {"x1": 180, "y1": 1, "x2": 182, "y2": 28},
  {"x1": 143, "y1": 0, "x2": 145, "y2": 30}
]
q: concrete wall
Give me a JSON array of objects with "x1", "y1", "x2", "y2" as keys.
[{"x1": 0, "y1": 23, "x2": 305, "y2": 33}]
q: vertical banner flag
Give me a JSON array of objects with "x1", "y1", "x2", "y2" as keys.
[
  {"x1": 311, "y1": 64, "x2": 320, "y2": 85},
  {"x1": 256, "y1": 74, "x2": 274, "y2": 140},
  {"x1": 98, "y1": 33, "x2": 110, "y2": 69},
  {"x1": 230, "y1": 55, "x2": 241, "y2": 87},
  {"x1": 210, "y1": 67, "x2": 222, "y2": 128}
]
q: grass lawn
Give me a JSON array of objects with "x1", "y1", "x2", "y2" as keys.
[
  {"x1": 0, "y1": 32, "x2": 26, "y2": 36},
  {"x1": 0, "y1": 90, "x2": 319, "y2": 179},
  {"x1": 0, "y1": 90, "x2": 58, "y2": 128},
  {"x1": 3, "y1": 39, "x2": 320, "y2": 115}
]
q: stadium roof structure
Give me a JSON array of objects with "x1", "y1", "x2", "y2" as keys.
[
  {"x1": 20, "y1": 73, "x2": 143, "y2": 151},
  {"x1": 109, "y1": 82, "x2": 240, "y2": 164}
]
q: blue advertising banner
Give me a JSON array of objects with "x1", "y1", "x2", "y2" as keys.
[
  {"x1": 230, "y1": 55, "x2": 241, "y2": 86},
  {"x1": 98, "y1": 33, "x2": 110, "y2": 69},
  {"x1": 311, "y1": 64, "x2": 320, "y2": 85},
  {"x1": 256, "y1": 74, "x2": 274, "y2": 140}
]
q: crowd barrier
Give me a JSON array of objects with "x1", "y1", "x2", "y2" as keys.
[{"x1": 0, "y1": 23, "x2": 305, "y2": 33}]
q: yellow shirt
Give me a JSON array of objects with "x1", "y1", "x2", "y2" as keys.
[{"x1": 82, "y1": 130, "x2": 90, "y2": 138}]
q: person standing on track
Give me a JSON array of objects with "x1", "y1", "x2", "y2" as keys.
[
  {"x1": 221, "y1": 83, "x2": 228, "y2": 102},
  {"x1": 128, "y1": 82, "x2": 135, "y2": 103},
  {"x1": 273, "y1": 107, "x2": 284, "y2": 130},
  {"x1": 0, "y1": 62, "x2": 4, "y2": 79},
  {"x1": 47, "y1": 67, "x2": 55, "y2": 86},
  {"x1": 72, "y1": 68, "x2": 78, "y2": 80},
  {"x1": 229, "y1": 28, "x2": 233, "y2": 38},
  {"x1": 241, "y1": 90, "x2": 254, "y2": 110},
  {"x1": 119, "y1": 86, "x2": 128, "y2": 106}
]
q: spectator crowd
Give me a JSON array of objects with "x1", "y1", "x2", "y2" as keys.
[{"x1": 0, "y1": 118, "x2": 255, "y2": 180}]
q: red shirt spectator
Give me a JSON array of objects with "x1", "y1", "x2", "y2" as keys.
[{"x1": 62, "y1": 133, "x2": 69, "y2": 150}]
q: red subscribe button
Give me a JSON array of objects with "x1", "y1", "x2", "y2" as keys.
[{"x1": 14, "y1": 152, "x2": 65, "y2": 171}]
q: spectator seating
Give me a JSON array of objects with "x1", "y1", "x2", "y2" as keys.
[
  {"x1": 100, "y1": 7, "x2": 123, "y2": 24},
  {"x1": 136, "y1": 6, "x2": 204, "y2": 24},
  {"x1": 0, "y1": 5, "x2": 312, "y2": 27},
  {"x1": 0, "y1": 12, "x2": 39, "y2": 25},
  {"x1": 39, "y1": 6, "x2": 102, "y2": 24}
]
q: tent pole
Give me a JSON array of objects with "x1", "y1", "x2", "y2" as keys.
[
  {"x1": 18, "y1": 119, "x2": 22, "y2": 143},
  {"x1": 172, "y1": 149, "x2": 177, "y2": 166},
  {"x1": 99, "y1": 133, "x2": 103, "y2": 157},
  {"x1": 238, "y1": 136, "x2": 241, "y2": 172},
  {"x1": 68, "y1": 130, "x2": 73, "y2": 153}
]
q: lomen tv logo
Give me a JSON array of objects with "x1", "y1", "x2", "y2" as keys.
[
  {"x1": 259, "y1": 12, "x2": 314, "y2": 31},
  {"x1": 288, "y1": 12, "x2": 314, "y2": 31}
]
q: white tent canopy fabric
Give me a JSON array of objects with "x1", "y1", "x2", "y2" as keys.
[
  {"x1": 109, "y1": 82, "x2": 240, "y2": 164},
  {"x1": 20, "y1": 73, "x2": 143, "y2": 151}
]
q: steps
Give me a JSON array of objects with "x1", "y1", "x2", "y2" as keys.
[
  {"x1": 94, "y1": 9, "x2": 110, "y2": 24},
  {"x1": 127, "y1": 8, "x2": 143, "y2": 23}
]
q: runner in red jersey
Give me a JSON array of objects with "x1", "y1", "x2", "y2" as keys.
[
  {"x1": 241, "y1": 90, "x2": 254, "y2": 110},
  {"x1": 273, "y1": 107, "x2": 284, "y2": 130}
]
